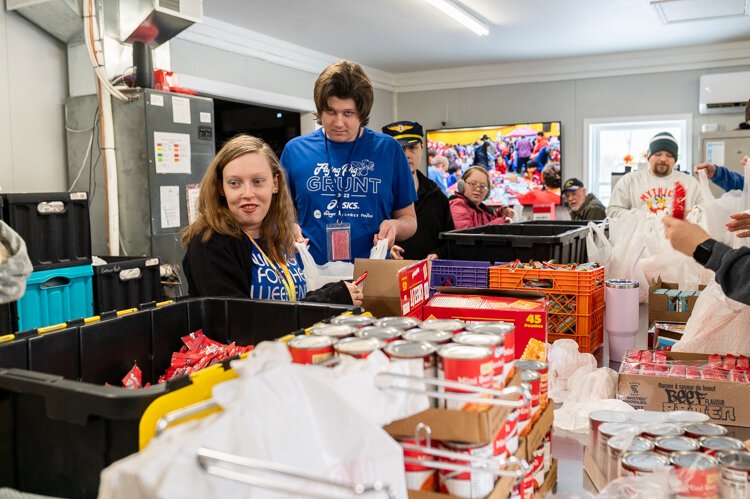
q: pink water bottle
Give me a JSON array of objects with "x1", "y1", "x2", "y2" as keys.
[{"x1": 604, "y1": 279, "x2": 640, "y2": 363}]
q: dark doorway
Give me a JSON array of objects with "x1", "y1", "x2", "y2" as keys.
[{"x1": 213, "y1": 98, "x2": 301, "y2": 158}]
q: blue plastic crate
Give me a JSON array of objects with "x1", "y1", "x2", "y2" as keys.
[
  {"x1": 17, "y1": 264, "x2": 94, "y2": 331},
  {"x1": 430, "y1": 259, "x2": 490, "y2": 293}
]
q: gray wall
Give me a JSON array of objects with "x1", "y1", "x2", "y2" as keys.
[
  {"x1": 396, "y1": 66, "x2": 750, "y2": 182},
  {"x1": 0, "y1": 10, "x2": 68, "y2": 193}
]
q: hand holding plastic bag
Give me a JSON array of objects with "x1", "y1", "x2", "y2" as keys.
[{"x1": 295, "y1": 242, "x2": 354, "y2": 291}]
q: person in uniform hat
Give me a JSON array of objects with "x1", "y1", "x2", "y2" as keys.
[{"x1": 382, "y1": 120, "x2": 455, "y2": 260}]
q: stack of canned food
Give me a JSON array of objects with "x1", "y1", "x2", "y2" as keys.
[
  {"x1": 589, "y1": 409, "x2": 750, "y2": 498},
  {"x1": 400, "y1": 430, "x2": 553, "y2": 498},
  {"x1": 621, "y1": 350, "x2": 750, "y2": 382}
]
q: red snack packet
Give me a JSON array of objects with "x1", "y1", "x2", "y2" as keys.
[
  {"x1": 653, "y1": 351, "x2": 668, "y2": 364},
  {"x1": 122, "y1": 362, "x2": 143, "y2": 390},
  {"x1": 669, "y1": 364, "x2": 686, "y2": 378},
  {"x1": 685, "y1": 366, "x2": 701, "y2": 379},
  {"x1": 708, "y1": 354, "x2": 722, "y2": 368},
  {"x1": 639, "y1": 350, "x2": 653, "y2": 363},
  {"x1": 671, "y1": 181, "x2": 686, "y2": 219},
  {"x1": 723, "y1": 357, "x2": 737, "y2": 371},
  {"x1": 730, "y1": 370, "x2": 748, "y2": 383},
  {"x1": 737, "y1": 356, "x2": 749, "y2": 371}
]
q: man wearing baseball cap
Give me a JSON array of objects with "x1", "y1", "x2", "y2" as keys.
[
  {"x1": 562, "y1": 178, "x2": 606, "y2": 221},
  {"x1": 607, "y1": 131, "x2": 703, "y2": 218},
  {"x1": 382, "y1": 120, "x2": 454, "y2": 260}
]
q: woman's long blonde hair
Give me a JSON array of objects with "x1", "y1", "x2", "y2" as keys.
[{"x1": 181, "y1": 134, "x2": 297, "y2": 263}]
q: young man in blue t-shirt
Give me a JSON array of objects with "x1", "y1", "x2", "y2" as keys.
[{"x1": 280, "y1": 60, "x2": 417, "y2": 264}]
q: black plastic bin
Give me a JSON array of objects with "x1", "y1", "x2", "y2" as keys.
[
  {"x1": 0, "y1": 297, "x2": 359, "y2": 499},
  {"x1": 440, "y1": 223, "x2": 590, "y2": 264},
  {"x1": 2, "y1": 192, "x2": 91, "y2": 270},
  {"x1": 93, "y1": 256, "x2": 162, "y2": 314}
]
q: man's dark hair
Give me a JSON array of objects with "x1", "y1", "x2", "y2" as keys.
[{"x1": 313, "y1": 60, "x2": 374, "y2": 126}]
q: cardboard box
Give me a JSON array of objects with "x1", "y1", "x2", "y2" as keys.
[
  {"x1": 648, "y1": 280, "x2": 703, "y2": 326},
  {"x1": 617, "y1": 351, "x2": 750, "y2": 427},
  {"x1": 384, "y1": 369, "x2": 521, "y2": 444},
  {"x1": 517, "y1": 402, "x2": 554, "y2": 461},
  {"x1": 354, "y1": 258, "x2": 422, "y2": 318},
  {"x1": 583, "y1": 446, "x2": 607, "y2": 492}
]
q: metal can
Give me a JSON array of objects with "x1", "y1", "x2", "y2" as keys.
[
  {"x1": 684, "y1": 423, "x2": 728, "y2": 439},
  {"x1": 641, "y1": 422, "x2": 684, "y2": 439},
  {"x1": 383, "y1": 340, "x2": 438, "y2": 378},
  {"x1": 653, "y1": 436, "x2": 700, "y2": 454},
  {"x1": 287, "y1": 334, "x2": 334, "y2": 364},
  {"x1": 439, "y1": 441, "x2": 494, "y2": 498},
  {"x1": 668, "y1": 410, "x2": 711, "y2": 425},
  {"x1": 671, "y1": 451, "x2": 719, "y2": 499},
  {"x1": 402, "y1": 328, "x2": 453, "y2": 345},
  {"x1": 354, "y1": 326, "x2": 402, "y2": 343},
  {"x1": 504, "y1": 408, "x2": 519, "y2": 457},
  {"x1": 718, "y1": 450, "x2": 750, "y2": 499},
  {"x1": 520, "y1": 370, "x2": 541, "y2": 411},
  {"x1": 465, "y1": 321, "x2": 515, "y2": 379},
  {"x1": 599, "y1": 423, "x2": 640, "y2": 474},
  {"x1": 329, "y1": 314, "x2": 375, "y2": 327},
  {"x1": 454, "y1": 332, "x2": 505, "y2": 387},
  {"x1": 620, "y1": 451, "x2": 671, "y2": 477},
  {"x1": 589, "y1": 410, "x2": 631, "y2": 466},
  {"x1": 375, "y1": 316, "x2": 421, "y2": 330},
  {"x1": 334, "y1": 337, "x2": 386, "y2": 359},
  {"x1": 628, "y1": 410, "x2": 669, "y2": 425},
  {"x1": 516, "y1": 359, "x2": 549, "y2": 408},
  {"x1": 531, "y1": 441, "x2": 545, "y2": 490},
  {"x1": 399, "y1": 437, "x2": 437, "y2": 492},
  {"x1": 493, "y1": 417, "x2": 508, "y2": 458},
  {"x1": 517, "y1": 383, "x2": 532, "y2": 437},
  {"x1": 310, "y1": 323, "x2": 356, "y2": 339},
  {"x1": 607, "y1": 435, "x2": 654, "y2": 483},
  {"x1": 422, "y1": 318, "x2": 466, "y2": 333},
  {"x1": 437, "y1": 343, "x2": 494, "y2": 411},
  {"x1": 700, "y1": 436, "x2": 746, "y2": 457}
]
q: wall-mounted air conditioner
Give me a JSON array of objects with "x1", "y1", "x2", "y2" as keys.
[{"x1": 699, "y1": 71, "x2": 750, "y2": 114}]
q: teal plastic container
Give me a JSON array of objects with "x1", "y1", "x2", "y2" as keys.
[{"x1": 17, "y1": 264, "x2": 94, "y2": 331}]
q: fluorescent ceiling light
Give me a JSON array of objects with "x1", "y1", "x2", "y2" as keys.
[{"x1": 424, "y1": 0, "x2": 489, "y2": 36}]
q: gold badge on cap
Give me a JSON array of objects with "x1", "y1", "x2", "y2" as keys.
[{"x1": 389, "y1": 124, "x2": 413, "y2": 134}]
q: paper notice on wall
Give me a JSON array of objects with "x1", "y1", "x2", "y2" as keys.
[
  {"x1": 705, "y1": 141, "x2": 725, "y2": 166},
  {"x1": 186, "y1": 183, "x2": 200, "y2": 225},
  {"x1": 160, "y1": 185, "x2": 181, "y2": 229},
  {"x1": 199, "y1": 112, "x2": 212, "y2": 123},
  {"x1": 172, "y1": 96, "x2": 191, "y2": 124},
  {"x1": 154, "y1": 131, "x2": 191, "y2": 174}
]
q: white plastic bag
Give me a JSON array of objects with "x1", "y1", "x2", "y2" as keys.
[
  {"x1": 295, "y1": 242, "x2": 354, "y2": 291},
  {"x1": 548, "y1": 339, "x2": 597, "y2": 403},
  {"x1": 369, "y1": 238, "x2": 389, "y2": 260},
  {"x1": 585, "y1": 222, "x2": 612, "y2": 266}
]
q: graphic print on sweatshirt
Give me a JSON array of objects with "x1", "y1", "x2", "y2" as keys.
[{"x1": 640, "y1": 186, "x2": 674, "y2": 213}]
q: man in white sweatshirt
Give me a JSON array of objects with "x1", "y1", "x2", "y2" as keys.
[{"x1": 606, "y1": 132, "x2": 703, "y2": 218}]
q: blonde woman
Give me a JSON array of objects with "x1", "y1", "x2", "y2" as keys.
[{"x1": 182, "y1": 134, "x2": 361, "y2": 305}]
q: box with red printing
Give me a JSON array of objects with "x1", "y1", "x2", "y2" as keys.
[{"x1": 397, "y1": 262, "x2": 547, "y2": 359}]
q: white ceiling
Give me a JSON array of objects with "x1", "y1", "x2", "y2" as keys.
[{"x1": 203, "y1": 0, "x2": 750, "y2": 74}]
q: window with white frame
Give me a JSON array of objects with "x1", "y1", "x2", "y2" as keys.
[{"x1": 585, "y1": 116, "x2": 691, "y2": 206}]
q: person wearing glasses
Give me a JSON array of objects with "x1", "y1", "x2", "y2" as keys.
[{"x1": 449, "y1": 166, "x2": 513, "y2": 229}]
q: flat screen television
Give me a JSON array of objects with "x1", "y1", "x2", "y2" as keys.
[{"x1": 426, "y1": 121, "x2": 562, "y2": 206}]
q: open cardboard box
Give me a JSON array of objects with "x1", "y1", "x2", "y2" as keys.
[
  {"x1": 354, "y1": 258, "x2": 422, "y2": 318},
  {"x1": 617, "y1": 351, "x2": 750, "y2": 427},
  {"x1": 583, "y1": 446, "x2": 607, "y2": 492},
  {"x1": 405, "y1": 402, "x2": 557, "y2": 498},
  {"x1": 648, "y1": 279, "x2": 704, "y2": 326}
]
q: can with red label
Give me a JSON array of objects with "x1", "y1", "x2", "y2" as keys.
[
  {"x1": 510, "y1": 467, "x2": 534, "y2": 499},
  {"x1": 504, "y1": 408, "x2": 519, "y2": 456},
  {"x1": 334, "y1": 337, "x2": 386, "y2": 359},
  {"x1": 620, "y1": 451, "x2": 671, "y2": 477},
  {"x1": 310, "y1": 323, "x2": 356, "y2": 339},
  {"x1": 354, "y1": 326, "x2": 403, "y2": 343},
  {"x1": 287, "y1": 335, "x2": 335, "y2": 364},
  {"x1": 437, "y1": 343, "x2": 494, "y2": 411},
  {"x1": 465, "y1": 321, "x2": 515, "y2": 380},
  {"x1": 517, "y1": 383, "x2": 532, "y2": 437},
  {"x1": 399, "y1": 437, "x2": 437, "y2": 492},
  {"x1": 516, "y1": 359, "x2": 549, "y2": 408},
  {"x1": 607, "y1": 435, "x2": 654, "y2": 483},
  {"x1": 718, "y1": 450, "x2": 750, "y2": 499},
  {"x1": 653, "y1": 436, "x2": 700, "y2": 455},
  {"x1": 422, "y1": 318, "x2": 466, "y2": 334},
  {"x1": 375, "y1": 316, "x2": 421, "y2": 330},
  {"x1": 684, "y1": 423, "x2": 728, "y2": 439},
  {"x1": 384, "y1": 340, "x2": 438, "y2": 378},
  {"x1": 402, "y1": 328, "x2": 453, "y2": 345},
  {"x1": 454, "y1": 332, "x2": 505, "y2": 388},
  {"x1": 641, "y1": 422, "x2": 684, "y2": 439},
  {"x1": 671, "y1": 451, "x2": 719, "y2": 499},
  {"x1": 521, "y1": 370, "x2": 541, "y2": 412},
  {"x1": 439, "y1": 441, "x2": 494, "y2": 498},
  {"x1": 589, "y1": 410, "x2": 631, "y2": 466},
  {"x1": 599, "y1": 423, "x2": 640, "y2": 473},
  {"x1": 700, "y1": 436, "x2": 746, "y2": 457},
  {"x1": 330, "y1": 314, "x2": 375, "y2": 327},
  {"x1": 531, "y1": 441, "x2": 545, "y2": 490},
  {"x1": 493, "y1": 418, "x2": 507, "y2": 458}
]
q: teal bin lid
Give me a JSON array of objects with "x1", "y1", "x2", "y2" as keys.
[{"x1": 27, "y1": 264, "x2": 94, "y2": 285}]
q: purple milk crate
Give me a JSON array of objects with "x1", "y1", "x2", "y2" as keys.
[{"x1": 429, "y1": 259, "x2": 491, "y2": 295}]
